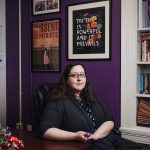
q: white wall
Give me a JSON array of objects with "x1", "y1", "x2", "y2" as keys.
[{"x1": 0, "y1": 0, "x2": 6, "y2": 127}]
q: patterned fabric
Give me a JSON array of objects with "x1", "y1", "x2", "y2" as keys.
[{"x1": 78, "y1": 100, "x2": 97, "y2": 130}]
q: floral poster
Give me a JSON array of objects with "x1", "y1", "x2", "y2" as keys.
[{"x1": 68, "y1": 1, "x2": 110, "y2": 59}]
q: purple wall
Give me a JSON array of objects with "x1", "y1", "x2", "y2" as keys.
[{"x1": 6, "y1": 0, "x2": 121, "y2": 128}]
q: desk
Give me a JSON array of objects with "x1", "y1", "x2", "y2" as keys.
[{"x1": 12, "y1": 129, "x2": 91, "y2": 150}]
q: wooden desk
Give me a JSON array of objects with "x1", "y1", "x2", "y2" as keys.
[{"x1": 12, "y1": 129, "x2": 91, "y2": 150}]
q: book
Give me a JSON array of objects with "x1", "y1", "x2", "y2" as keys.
[
  {"x1": 144, "y1": 73, "x2": 149, "y2": 94},
  {"x1": 140, "y1": 73, "x2": 144, "y2": 93},
  {"x1": 139, "y1": 73, "x2": 150, "y2": 94},
  {"x1": 141, "y1": 40, "x2": 150, "y2": 62}
]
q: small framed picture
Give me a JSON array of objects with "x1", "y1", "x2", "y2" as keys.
[
  {"x1": 32, "y1": 19, "x2": 60, "y2": 72},
  {"x1": 33, "y1": 0, "x2": 60, "y2": 15},
  {"x1": 68, "y1": 0, "x2": 111, "y2": 60}
]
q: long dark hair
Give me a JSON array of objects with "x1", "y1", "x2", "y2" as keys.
[{"x1": 47, "y1": 63, "x2": 96, "y2": 104}]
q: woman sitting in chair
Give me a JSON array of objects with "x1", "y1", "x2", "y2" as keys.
[{"x1": 39, "y1": 63, "x2": 149, "y2": 150}]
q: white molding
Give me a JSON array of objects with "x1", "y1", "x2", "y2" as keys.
[
  {"x1": 121, "y1": 0, "x2": 137, "y2": 127},
  {"x1": 120, "y1": 127, "x2": 150, "y2": 144}
]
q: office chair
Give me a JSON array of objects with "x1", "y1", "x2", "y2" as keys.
[{"x1": 33, "y1": 83, "x2": 58, "y2": 126}]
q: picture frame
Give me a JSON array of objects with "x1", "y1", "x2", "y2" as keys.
[
  {"x1": 67, "y1": 0, "x2": 111, "y2": 60},
  {"x1": 33, "y1": 0, "x2": 60, "y2": 15},
  {"x1": 32, "y1": 19, "x2": 60, "y2": 72}
]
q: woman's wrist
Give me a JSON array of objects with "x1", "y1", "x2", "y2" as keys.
[
  {"x1": 72, "y1": 132, "x2": 79, "y2": 140},
  {"x1": 91, "y1": 133, "x2": 100, "y2": 140}
]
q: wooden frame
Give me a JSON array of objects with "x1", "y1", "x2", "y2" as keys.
[
  {"x1": 32, "y1": 19, "x2": 60, "y2": 72},
  {"x1": 33, "y1": 0, "x2": 60, "y2": 15},
  {"x1": 67, "y1": 0, "x2": 111, "y2": 60}
]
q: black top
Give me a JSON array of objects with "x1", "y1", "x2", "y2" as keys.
[
  {"x1": 39, "y1": 96, "x2": 113, "y2": 136},
  {"x1": 39, "y1": 96, "x2": 149, "y2": 150}
]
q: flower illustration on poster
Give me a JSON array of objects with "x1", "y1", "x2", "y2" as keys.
[{"x1": 73, "y1": 7, "x2": 105, "y2": 54}]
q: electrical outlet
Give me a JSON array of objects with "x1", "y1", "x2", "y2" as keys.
[
  {"x1": 27, "y1": 125, "x2": 32, "y2": 132},
  {"x1": 16, "y1": 123, "x2": 23, "y2": 130}
]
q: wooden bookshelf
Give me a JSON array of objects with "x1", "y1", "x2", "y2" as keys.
[{"x1": 121, "y1": 0, "x2": 150, "y2": 144}]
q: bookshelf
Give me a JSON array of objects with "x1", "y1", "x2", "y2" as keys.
[{"x1": 121, "y1": 0, "x2": 150, "y2": 144}]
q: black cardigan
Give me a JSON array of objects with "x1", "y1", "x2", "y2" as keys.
[
  {"x1": 39, "y1": 96, "x2": 113, "y2": 136},
  {"x1": 39, "y1": 97, "x2": 149, "y2": 150}
]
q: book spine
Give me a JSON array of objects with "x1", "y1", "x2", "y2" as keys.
[
  {"x1": 146, "y1": 40, "x2": 148, "y2": 62},
  {"x1": 144, "y1": 73, "x2": 149, "y2": 94},
  {"x1": 140, "y1": 73, "x2": 144, "y2": 93},
  {"x1": 148, "y1": 74, "x2": 150, "y2": 94},
  {"x1": 141, "y1": 41, "x2": 145, "y2": 61},
  {"x1": 148, "y1": 0, "x2": 150, "y2": 27}
]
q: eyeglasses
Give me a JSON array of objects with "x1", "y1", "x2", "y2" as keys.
[{"x1": 69, "y1": 73, "x2": 86, "y2": 78}]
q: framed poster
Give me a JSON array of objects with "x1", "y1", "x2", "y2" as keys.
[
  {"x1": 68, "y1": 0, "x2": 110, "y2": 60},
  {"x1": 32, "y1": 19, "x2": 60, "y2": 72},
  {"x1": 33, "y1": 0, "x2": 60, "y2": 15}
]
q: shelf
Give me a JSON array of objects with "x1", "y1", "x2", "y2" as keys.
[
  {"x1": 137, "y1": 28, "x2": 150, "y2": 32},
  {"x1": 136, "y1": 93, "x2": 150, "y2": 98},
  {"x1": 136, "y1": 62, "x2": 150, "y2": 65}
]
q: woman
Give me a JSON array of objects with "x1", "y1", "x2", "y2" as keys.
[{"x1": 39, "y1": 63, "x2": 149, "y2": 150}]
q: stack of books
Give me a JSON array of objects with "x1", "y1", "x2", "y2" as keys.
[
  {"x1": 140, "y1": 32, "x2": 150, "y2": 62},
  {"x1": 137, "y1": 99, "x2": 150, "y2": 126},
  {"x1": 140, "y1": 0, "x2": 150, "y2": 28},
  {"x1": 139, "y1": 73, "x2": 150, "y2": 94}
]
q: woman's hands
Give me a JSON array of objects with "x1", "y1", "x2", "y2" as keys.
[
  {"x1": 75, "y1": 121, "x2": 114, "y2": 142},
  {"x1": 75, "y1": 131, "x2": 91, "y2": 142},
  {"x1": 75, "y1": 131, "x2": 101, "y2": 142},
  {"x1": 75, "y1": 131, "x2": 102, "y2": 142}
]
